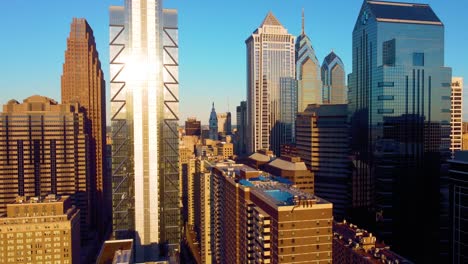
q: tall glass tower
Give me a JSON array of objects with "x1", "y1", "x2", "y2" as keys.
[
  {"x1": 246, "y1": 12, "x2": 295, "y2": 155},
  {"x1": 349, "y1": 1, "x2": 451, "y2": 262},
  {"x1": 296, "y1": 10, "x2": 321, "y2": 111},
  {"x1": 321, "y1": 51, "x2": 346, "y2": 104},
  {"x1": 109, "y1": 0, "x2": 179, "y2": 261}
]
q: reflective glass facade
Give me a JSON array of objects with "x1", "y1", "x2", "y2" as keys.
[
  {"x1": 321, "y1": 52, "x2": 347, "y2": 104},
  {"x1": 246, "y1": 12, "x2": 295, "y2": 155},
  {"x1": 349, "y1": 1, "x2": 451, "y2": 262},
  {"x1": 296, "y1": 32, "x2": 321, "y2": 111},
  {"x1": 110, "y1": 0, "x2": 179, "y2": 261}
]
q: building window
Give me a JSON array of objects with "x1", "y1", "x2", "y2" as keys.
[
  {"x1": 378, "y1": 109, "x2": 394, "y2": 114},
  {"x1": 378, "y1": 82, "x2": 394, "y2": 87},
  {"x1": 383, "y1": 39, "x2": 395, "y2": 66},
  {"x1": 378, "y1": 95, "x2": 394, "y2": 100},
  {"x1": 413, "y1": 52, "x2": 424, "y2": 66}
]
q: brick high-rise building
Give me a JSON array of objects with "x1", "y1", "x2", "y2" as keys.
[
  {"x1": 61, "y1": 18, "x2": 108, "y2": 237},
  {"x1": 0, "y1": 96, "x2": 92, "y2": 242},
  {"x1": 185, "y1": 117, "x2": 201, "y2": 136},
  {"x1": 0, "y1": 195, "x2": 80, "y2": 264},
  {"x1": 211, "y1": 161, "x2": 333, "y2": 263}
]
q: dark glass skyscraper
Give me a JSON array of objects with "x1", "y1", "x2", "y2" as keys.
[
  {"x1": 236, "y1": 101, "x2": 247, "y2": 155},
  {"x1": 348, "y1": 1, "x2": 451, "y2": 262}
]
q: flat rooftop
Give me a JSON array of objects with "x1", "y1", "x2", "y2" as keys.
[
  {"x1": 240, "y1": 174, "x2": 328, "y2": 206},
  {"x1": 96, "y1": 239, "x2": 133, "y2": 264},
  {"x1": 12, "y1": 194, "x2": 66, "y2": 204},
  {"x1": 214, "y1": 161, "x2": 330, "y2": 207}
]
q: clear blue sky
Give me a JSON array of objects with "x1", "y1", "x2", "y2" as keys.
[{"x1": 1, "y1": 0, "x2": 467, "y2": 125}]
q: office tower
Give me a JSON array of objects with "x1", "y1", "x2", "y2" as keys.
[
  {"x1": 192, "y1": 159, "x2": 212, "y2": 264},
  {"x1": 236, "y1": 101, "x2": 247, "y2": 155},
  {"x1": 209, "y1": 103, "x2": 218, "y2": 140},
  {"x1": 280, "y1": 143, "x2": 298, "y2": 157},
  {"x1": 246, "y1": 12, "x2": 295, "y2": 155},
  {"x1": 225, "y1": 112, "x2": 232, "y2": 134},
  {"x1": 277, "y1": 77, "x2": 297, "y2": 152},
  {"x1": 296, "y1": 104, "x2": 351, "y2": 220},
  {"x1": 61, "y1": 18, "x2": 108, "y2": 238},
  {"x1": 263, "y1": 155, "x2": 314, "y2": 194},
  {"x1": 0, "y1": 195, "x2": 80, "y2": 264},
  {"x1": 451, "y1": 77, "x2": 463, "y2": 155},
  {"x1": 109, "y1": 1, "x2": 180, "y2": 260},
  {"x1": 296, "y1": 9, "x2": 321, "y2": 111},
  {"x1": 211, "y1": 161, "x2": 333, "y2": 263},
  {"x1": 348, "y1": 1, "x2": 452, "y2": 261},
  {"x1": 322, "y1": 51, "x2": 347, "y2": 104},
  {"x1": 333, "y1": 221, "x2": 412, "y2": 264},
  {"x1": 185, "y1": 117, "x2": 201, "y2": 136},
  {"x1": 217, "y1": 112, "x2": 228, "y2": 134},
  {"x1": 448, "y1": 151, "x2": 468, "y2": 264},
  {"x1": 0, "y1": 96, "x2": 92, "y2": 242}
]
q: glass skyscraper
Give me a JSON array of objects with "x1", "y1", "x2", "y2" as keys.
[
  {"x1": 349, "y1": 1, "x2": 451, "y2": 262},
  {"x1": 246, "y1": 12, "x2": 295, "y2": 155},
  {"x1": 321, "y1": 51, "x2": 347, "y2": 104},
  {"x1": 109, "y1": 0, "x2": 179, "y2": 261},
  {"x1": 296, "y1": 10, "x2": 322, "y2": 111}
]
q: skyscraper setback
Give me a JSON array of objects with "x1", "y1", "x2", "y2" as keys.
[
  {"x1": 296, "y1": 10, "x2": 321, "y2": 111},
  {"x1": 61, "y1": 17, "x2": 108, "y2": 238},
  {"x1": 0, "y1": 96, "x2": 92, "y2": 243},
  {"x1": 246, "y1": 12, "x2": 296, "y2": 155},
  {"x1": 348, "y1": 1, "x2": 452, "y2": 261},
  {"x1": 109, "y1": 0, "x2": 180, "y2": 260},
  {"x1": 321, "y1": 51, "x2": 347, "y2": 104}
]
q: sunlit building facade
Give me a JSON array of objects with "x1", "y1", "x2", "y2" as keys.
[
  {"x1": 0, "y1": 195, "x2": 80, "y2": 264},
  {"x1": 321, "y1": 51, "x2": 347, "y2": 104},
  {"x1": 211, "y1": 161, "x2": 333, "y2": 263},
  {"x1": 296, "y1": 10, "x2": 322, "y2": 111},
  {"x1": 61, "y1": 17, "x2": 108, "y2": 239},
  {"x1": 451, "y1": 77, "x2": 463, "y2": 156},
  {"x1": 348, "y1": 1, "x2": 452, "y2": 262},
  {"x1": 109, "y1": 0, "x2": 180, "y2": 260},
  {"x1": 0, "y1": 96, "x2": 91, "y2": 245},
  {"x1": 246, "y1": 12, "x2": 295, "y2": 155}
]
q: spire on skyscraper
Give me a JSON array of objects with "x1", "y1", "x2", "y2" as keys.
[{"x1": 302, "y1": 8, "x2": 305, "y2": 35}]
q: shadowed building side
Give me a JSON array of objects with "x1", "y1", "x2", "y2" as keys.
[{"x1": 61, "y1": 17, "x2": 108, "y2": 240}]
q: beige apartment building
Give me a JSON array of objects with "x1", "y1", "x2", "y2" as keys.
[
  {"x1": 451, "y1": 77, "x2": 463, "y2": 155},
  {"x1": 0, "y1": 96, "x2": 91, "y2": 241},
  {"x1": 211, "y1": 161, "x2": 333, "y2": 263},
  {"x1": 0, "y1": 195, "x2": 80, "y2": 264}
]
